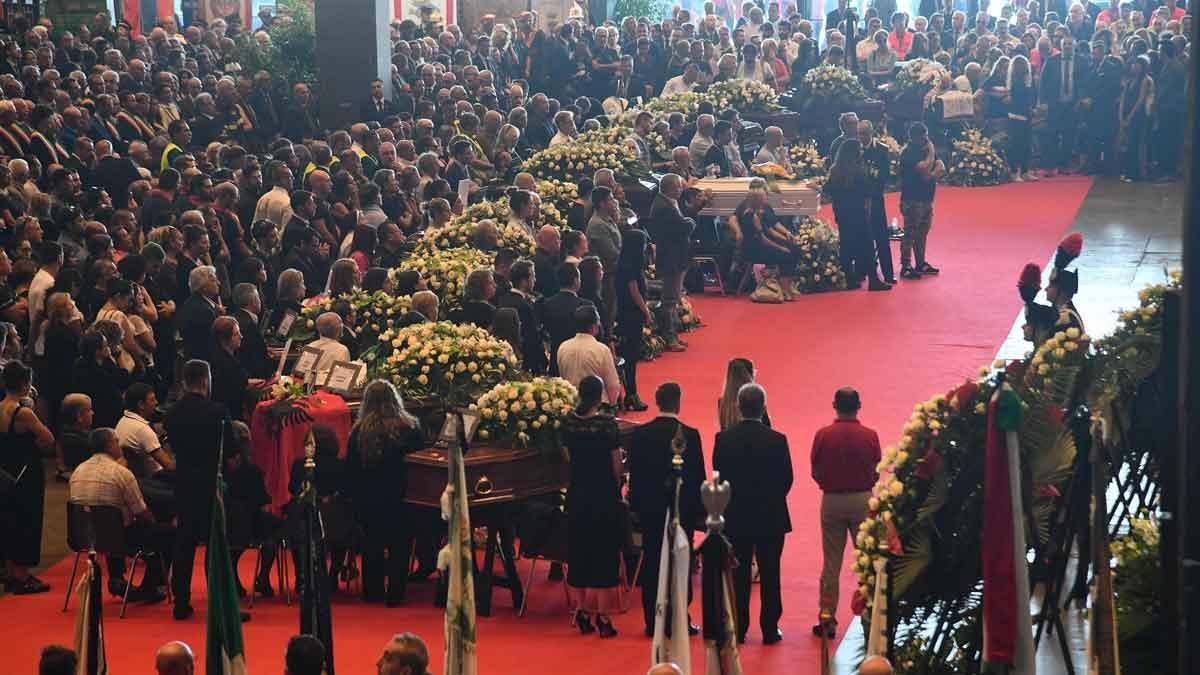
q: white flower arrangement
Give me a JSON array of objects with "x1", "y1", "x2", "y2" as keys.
[
  {"x1": 576, "y1": 126, "x2": 669, "y2": 163},
  {"x1": 707, "y1": 78, "x2": 782, "y2": 113},
  {"x1": 1025, "y1": 327, "x2": 1092, "y2": 394},
  {"x1": 945, "y1": 127, "x2": 1009, "y2": 187},
  {"x1": 521, "y1": 140, "x2": 645, "y2": 183},
  {"x1": 377, "y1": 320, "x2": 519, "y2": 406},
  {"x1": 471, "y1": 377, "x2": 578, "y2": 448},
  {"x1": 290, "y1": 290, "x2": 412, "y2": 352},
  {"x1": 418, "y1": 192, "x2": 566, "y2": 258},
  {"x1": 536, "y1": 179, "x2": 580, "y2": 216},
  {"x1": 792, "y1": 216, "x2": 846, "y2": 293},
  {"x1": 893, "y1": 59, "x2": 950, "y2": 99},
  {"x1": 799, "y1": 64, "x2": 870, "y2": 109},
  {"x1": 393, "y1": 248, "x2": 494, "y2": 312}
]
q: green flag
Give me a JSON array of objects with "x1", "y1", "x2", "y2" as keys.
[{"x1": 206, "y1": 488, "x2": 247, "y2": 675}]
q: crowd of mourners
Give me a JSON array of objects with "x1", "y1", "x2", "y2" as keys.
[{"x1": 0, "y1": 0, "x2": 1185, "y2": 668}]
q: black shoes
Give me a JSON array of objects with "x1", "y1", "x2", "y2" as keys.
[
  {"x1": 688, "y1": 622, "x2": 701, "y2": 636},
  {"x1": 596, "y1": 615, "x2": 618, "y2": 638},
  {"x1": 868, "y1": 279, "x2": 892, "y2": 291},
  {"x1": 919, "y1": 262, "x2": 940, "y2": 276},
  {"x1": 764, "y1": 628, "x2": 784, "y2": 645},
  {"x1": 254, "y1": 577, "x2": 274, "y2": 598},
  {"x1": 900, "y1": 267, "x2": 922, "y2": 280},
  {"x1": 7, "y1": 575, "x2": 50, "y2": 595},
  {"x1": 173, "y1": 604, "x2": 194, "y2": 620},
  {"x1": 812, "y1": 619, "x2": 837, "y2": 639},
  {"x1": 574, "y1": 610, "x2": 596, "y2": 635},
  {"x1": 624, "y1": 396, "x2": 649, "y2": 412}
]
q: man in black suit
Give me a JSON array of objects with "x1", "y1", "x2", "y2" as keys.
[
  {"x1": 497, "y1": 260, "x2": 547, "y2": 374},
  {"x1": 491, "y1": 247, "x2": 518, "y2": 306},
  {"x1": 628, "y1": 382, "x2": 706, "y2": 637},
  {"x1": 713, "y1": 383, "x2": 793, "y2": 645},
  {"x1": 825, "y1": 0, "x2": 855, "y2": 35},
  {"x1": 525, "y1": 94, "x2": 557, "y2": 151},
  {"x1": 541, "y1": 24, "x2": 576, "y2": 100},
  {"x1": 858, "y1": 121, "x2": 895, "y2": 286},
  {"x1": 167, "y1": 359, "x2": 235, "y2": 620},
  {"x1": 359, "y1": 79, "x2": 396, "y2": 124},
  {"x1": 177, "y1": 265, "x2": 222, "y2": 363},
  {"x1": 648, "y1": 174, "x2": 695, "y2": 352},
  {"x1": 232, "y1": 283, "x2": 271, "y2": 379},
  {"x1": 1037, "y1": 35, "x2": 1087, "y2": 175},
  {"x1": 538, "y1": 263, "x2": 589, "y2": 377},
  {"x1": 450, "y1": 269, "x2": 497, "y2": 328}
]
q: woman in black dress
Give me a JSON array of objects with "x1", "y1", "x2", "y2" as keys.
[
  {"x1": 563, "y1": 375, "x2": 623, "y2": 638},
  {"x1": 822, "y1": 140, "x2": 889, "y2": 291},
  {"x1": 71, "y1": 329, "x2": 130, "y2": 429},
  {"x1": 0, "y1": 360, "x2": 55, "y2": 594},
  {"x1": 345, "y1": 379, "x2": 425, "y2": 606},
  {"x1": 736, "y1": 178, "x2": 800, "y2": 300},
  {"x1": 615, "y1": 231, "x2": 651, "y2": 412}
]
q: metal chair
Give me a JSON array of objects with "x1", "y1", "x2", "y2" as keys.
[
  {"x1": 62, "y1": 502, "x2": 164, "y2": 618},
  {"x1": 689, "y1": 254, "x2": 727, "y2": 295}
]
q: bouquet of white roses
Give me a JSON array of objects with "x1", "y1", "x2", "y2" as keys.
[
  {"x1": 472, "y1": 377, "x2": 577, "y2": 450},
  {"x1": 289, "y1": 290, "x2": 412, "y2": 350},
  {"x1": 708, "y1": 78, "x2": 782, "y2": 113},
  {"x1": 793, "y1": 216, "x2": 846, "y2": 293},
  {"x1": 1025, "y1": 326, "x2": 1091, "y2": 400},
  {"x1": 893, "y1": 59, "x2": 950, "y2": 99},
  {"x1": 946, "y1": 127, "x2": 1009, "y2": 187},
  {"x1": 799, "y1": 65, "x2": 870, "y2": 109},
  {"x1": 536, "y1": 179, "x2": 580, "y2": 215},
  {"x1": 394, "y1": 248, "x2": 494, "y2": 312},
  {"x1": 631, "y1": 91, "x2": 705, "y2": 122},
  {"x1": 377, "y1": 320, "x2": 520, "y2": 406},
  {"x1": 522, "y1": 140, "x2": 646, "y2": 183},
  {"x1": 577, "y1": 126, "x2": 669, "y2": 163}
]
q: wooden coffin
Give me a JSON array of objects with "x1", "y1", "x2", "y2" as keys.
[
  {"x1": 695, "y1": 177, "x2": 821, "y2": 216},
  {"x1": 405, "y1": 444, "x2": 569, "y2": 508}
]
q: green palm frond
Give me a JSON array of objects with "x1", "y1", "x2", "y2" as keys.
[
  {"x1": 917, "y1": 472, "x2": 950, "y2": 523},
  {"x1": 1028, "y1": 426, "x2": 1077, "y2": 488},
  {"x1": 892, "y1": 526, "x2": 933, "y2": 599},
  {"x1": 1031, "y1": 496, "x2": 1057, "y2": 547}
]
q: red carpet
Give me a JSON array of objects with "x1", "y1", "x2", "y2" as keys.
[{"x1": 1, "y1": 178, "x2": 1093, "y2": 673}]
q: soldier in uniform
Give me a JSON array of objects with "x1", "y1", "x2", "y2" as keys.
[{"x1": 1019, "y1": 232, "x2": 1084, "y2": 345}]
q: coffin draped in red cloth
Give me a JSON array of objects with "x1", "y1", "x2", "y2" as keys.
[{"x1": 249, "y1": 391, "x2": 353, "y2": 514}]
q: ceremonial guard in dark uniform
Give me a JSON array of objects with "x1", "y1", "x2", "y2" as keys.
[{"x1": 1019, "y1": 233, "x2": 1084, "y2": 345}]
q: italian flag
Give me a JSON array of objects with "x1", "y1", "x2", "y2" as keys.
[{"x1": 206, "y1": 488, "x2": 247, "y2": 675}]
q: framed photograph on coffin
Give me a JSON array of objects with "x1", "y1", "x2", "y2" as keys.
[{"x1": 322, "y1": 361, "x2": 365, "y2": 396}]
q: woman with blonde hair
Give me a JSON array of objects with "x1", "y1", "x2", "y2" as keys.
[
  {"x1": 760, "y1": 38, "x2": 790, "y2": 93},
  {"x1": 345, "y1": 379, "x2": 424, "y2": 606},
  {"x1": 718, "y1": 357, "x2": 771, "y2": 430}
]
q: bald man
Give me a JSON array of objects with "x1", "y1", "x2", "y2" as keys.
[
  {"x1": 647, "y1": 664, "x2": 685, "y2": 675},
  {"x1": 155, "y1": 641, "x2": 194, "y2": 675},
  {"x1": 306, "y1": 312, "x2": 351, "y2": 379},
  {"x1": 532, "y1": 224, "x2": 562, "y2": 297}
]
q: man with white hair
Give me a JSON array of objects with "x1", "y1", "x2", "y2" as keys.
[
  {"x1": 688, "y1": 114, "x2": 716, "y2": 175},
  {"x1": 177, "y1": 265, "x2": 221, "y2": 362},
  {"x1": 549, "y1": 110, "x2": 577, "y2": 146},
  {"x1": 0, "y1": 100, "x2": 24, "y2": 156},
  {"x1": 754, "y1": 126, "x2": 790, "y2": 168},
  {"x1": 306, "y1": 312, "x2": 352, "y2": 381}
]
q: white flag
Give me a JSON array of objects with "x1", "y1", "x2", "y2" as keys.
[{"x1": 652, "y1": 513, "x2": 692, "y2": 674}]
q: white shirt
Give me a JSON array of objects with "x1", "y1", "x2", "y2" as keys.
[
  {"x1": 253, "y1": 185, "x2": 294, "y2": 227},
  {"x1": 557, "y1": 333, "x2": 622, "y2": 404},
  {"x1": 307, "y1": 336, "x2": 352, "y2": 378},
  {"x1": 115, "y1": 411, "x2": 163, "y2": 477},
  {"x1": 688, "y1": 134, "x2": 714, "y2": 175},
  {"x1": 661, "y1": 75, "x2": 698, "y2": 97},
  {"x1": 28, "y1": 268, "x2": 54, "y2": 356}
]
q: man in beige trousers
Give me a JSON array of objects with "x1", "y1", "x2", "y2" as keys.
[{"x1": 810, "y1": 388, "x2": 882, "y2": 639}]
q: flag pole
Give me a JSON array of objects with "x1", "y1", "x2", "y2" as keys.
[
  {"x1": 700, "y1": 472, "x2": 741, "y2": 675},
  {"x1": 299, "y1": 430, "x2": 335, "y2": 674}
]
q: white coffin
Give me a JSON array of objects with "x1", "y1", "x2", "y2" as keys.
[{"x1": 694, "y1": 178, "x2": 821, "y2": 216}]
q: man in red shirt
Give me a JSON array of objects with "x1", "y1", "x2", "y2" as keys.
[{"x1": 810, "y1": 387, "x2": 882, "y2": 638}]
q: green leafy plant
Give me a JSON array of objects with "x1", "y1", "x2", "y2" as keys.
[
  {"x1": 612, "y1": 0, "x2": 672, "y2": 21},
  {"x1": 232, "y1": 0, "x2": 316, "y2": 104}
]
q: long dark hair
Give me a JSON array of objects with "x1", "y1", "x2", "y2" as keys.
[
  {"x1": 827, "y1": 139, "x2": 865, "y2": 189},
  {"x1": 575, "y1": 375, "x2": 604, "y2": 415},
  {"x1": 616, "y1": 229, "x2": 649, "y2": 278},
  {"x1": 354, "y1": 379, "x2": 419, "y2": 466}
]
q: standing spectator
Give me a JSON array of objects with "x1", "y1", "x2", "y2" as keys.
[
  {"x1": 561, "y1": 375, "x2": 623, "y2": 638},
  {"x1": 810, "y1": 387, "x2": 881, "y2": 639},
  {"x1": 585, "y1": 186, "x2": 622, "y2": 331},
  {"x1": 346, "y1": 380, "x2": 425, "y2": 606},
  {"x1": 71, "y1": 329, "x2": 129, "y2": 429},
  {"x1": 177, "y1": 265, "x2": 221, "y2": 362},
  {"x1": 0, "y1": 361, "x2": 54, "y2": 594},
  {"x1": 497, "y1": 259, "x2": 546, "y2": 373},
  {"x1": 615, "y1": 229, "x2": 653, "y2": 411},
  {"x1": 1006, "y1": 55, "x2": 1037, "y2": 182},
  {"x1": 627, "y1": 382, "x2": 706, "y2": 637},
  {"x1": 165, "y1": 359, "x2": 233, "y2": 620},
  {"x1": 1118, "y1": 54, "x2": 1153, "y2": 182},
  {"x1": 648, "y1": 174, "x2": 695, "y2": 352},
  {"x1": 824, "y1": 141, "x2": 889, "y2": 291},
  {"x1": 897, "y1": 123, "x2": 945, "y2": 279},
  {"x1": 713, "y1": 382, "x2": 792, "y2": 645},
  {"x1": 858, "y1": 121, "x2": 896, "y2": 284},
  {"x1": 557, "y1": 304, "x2": 622, "y2": 404}
]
